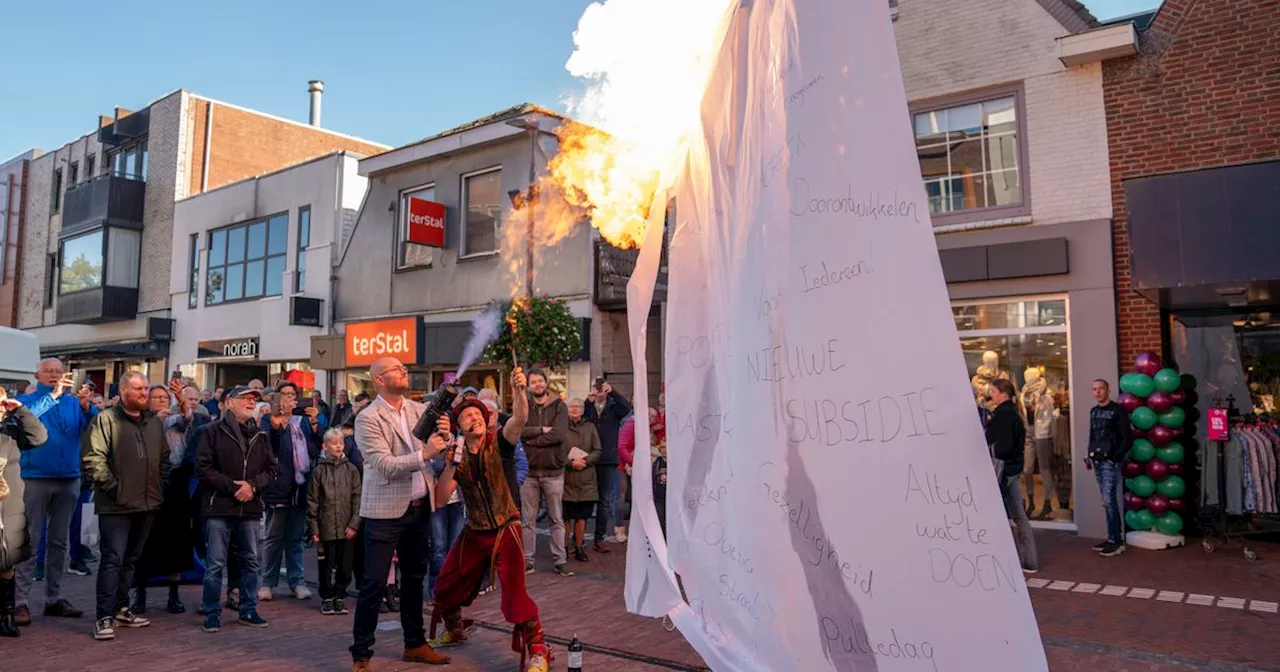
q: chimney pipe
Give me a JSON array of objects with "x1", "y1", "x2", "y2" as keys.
[{"x1": 308, "y1": 80, "x2": 324, "y2": 127}]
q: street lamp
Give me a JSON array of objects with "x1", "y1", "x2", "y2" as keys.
[{"x1": 505, "y1": 117, "x2": 539, "y2": 299}]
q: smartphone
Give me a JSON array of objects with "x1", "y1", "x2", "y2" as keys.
[
  {"x1": 594, "y1": 377, "x2": 606, "y2": 391},
  {"x1": 297, "y1": 397, "x2": 315, "y2": 410},
  {"x1": 71, "y1": 369, "x2": 87, "y2": 391}
]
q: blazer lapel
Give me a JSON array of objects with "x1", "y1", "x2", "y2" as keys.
[{"x1": 379, "y1": 401, "x2": 414, "y2": 456}]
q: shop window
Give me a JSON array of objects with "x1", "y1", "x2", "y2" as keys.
[
  {"x1": 955, "y1": 297, "x2": 1072, "y2": 522},
  {"x1": 295, "y1": 206, "x2": 310, "y2": 293},
  {"x1": 1174, "y1": 312, "x2": 1280, "y2": 418},
  {"x1": 913, "y1": 91, "x2": 1027, "y2": 224},
  {"x1": 460, "y1": 167, "x2": 501, "y2": 257},
  {"x1": 398, "y1": 184, "x2": 435, "y2": 268},
  {"x1": 205, "y1": 213, "x2": 288, "y2": 305},
  {"x1": 59, "y1": 230, "x2": 104, "y2": 294}
]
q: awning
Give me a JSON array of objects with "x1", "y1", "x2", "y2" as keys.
[
  {"x1": 1125, "y1": 160, "x2": 1280, "y2": 310},
  {"x1": 41, "y1": 339, "x2": 170, "y2": 361}
]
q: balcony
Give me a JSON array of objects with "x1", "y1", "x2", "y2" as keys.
[
  {"x1": 61, "y1": 174, "x2": 146, "y2": 239},
  {"x1": 55, "y1": 226, "x2": 141, "y2": 324},
  {"x1": 56, "y1": 286, "x2": 139, "y2": 325}
]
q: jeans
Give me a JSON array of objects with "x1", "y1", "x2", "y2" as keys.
[
  {"x1": 202, "y1": 517, "x2": 262, "y2": 617},
  {"x1": 999, "y1": 474, "x2": 1038, "y2": 571},
  {"x1": 318, "y1": 540, "x2": 352, "y2": 601},
  {"x1": 96, "y1": 513, "x2": 155, "y2": 619},
  {"x1": 261, "y1": 504, "x2": 306, "y2": 589},
  {"x1": 1095, "y1": 460, "x2": 1123, "y2": 543},
  {"x1": 16, "y1": 477, "x2": 80, "y2": 607},
  {"x1": 35, "y1": 482, "x2": 92, "y2": 565},
  {"x1": 350, "y1": 504, "x2": 432, "y2": 662},
  {"x1": 521, "y1": 472, "x2": 566, "y2": 565},
  {"x1": 594, "y1": 466, "x2": 619, "y2": 541},
  {"x1": 428, "y1": 502, "x2": 465, "y2": 600}
]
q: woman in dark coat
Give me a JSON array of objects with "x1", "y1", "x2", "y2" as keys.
[{"x1": 1, "y1": 390, "x2": 48, "y2": 637}]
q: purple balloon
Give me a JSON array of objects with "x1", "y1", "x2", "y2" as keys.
[
  {"x1": 1118, "y1": 392, "x2": 1143, "y2": 413},
  {"x1": 1167, "y1": 462, "x2": 1184, "y2": 476},
  {"x1": 1149, "y1": 425, "x2": 1174, "y2": 447},
  {"x1": 1169, "y1": 497, "x2": 1187, "y2": 513},
  {"x1": 1169, "y1": 391, "x2": 1186, "y2": 406},
  {"x1": 1124, "y1": 492, "x2": 1146, "y2": 511},
  {"x1": 1147, "y1": 391, "x2": 1174, "y2": 414},
  {"x1": 1123, "y1": 461, "x2": 1144, "y2": 478},
  {"x1": 1147, "y1": 493, "x2": 1171, "y2": 517},
  {"x1": 1146, "y1": 458, "x2": 1170, "y2": 480},
  {"x1": 1135, "y1": 351, "x2": 1163, "y2": 378}
]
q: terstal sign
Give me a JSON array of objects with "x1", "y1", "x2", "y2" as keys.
[
  {"x1": 622, "y1": 0, "x2": 1048, "y2": 670},
  {"x1": 344, "y1": 317, "x2": 421, "y2": 368},
  {"x1": 406, "y1": 196, "x2": 447, "y2": 248}
]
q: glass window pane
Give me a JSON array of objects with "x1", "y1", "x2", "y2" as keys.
[
  {"x1": 914, "y1": 95, "x2": 1023, "y2": 217},
  {"x1": 917, "y1": 145, "x2": 948, "y2": 180},
  {"x1": 60, "y1": 231, "x2": 104, "y2": 293},
  {"x1": 296, "y1": 256, "x2": 307, "y2": 294},
  {"x1": 227, "y1": 226, "x2": 246, "y2": 263},
  {"x1": 244, "y1": 259, "x2": 265, "y2": 297},
  {"x1": 105, "y1": 228, "x2": 140, "y2": 288},
  {"x1": 985, "y1": 168, "x2": 1020, "y2": 208},
  {"x1": 225, "y1": 263, "x2": 244, "y2": 300},
  {"x1": 299, "y1": 208, "x2": 311, "y2": 248},
  {"x1": 206, "y1": 267, "x2": 225, "y2": 305},
  {"x1": 247, "y1": 221, "x2": 266, "y2": 259},
  {"x1": 914, "y1": 110, "x2": 946, "y2": 142},
  {"x1": 464, "y1": 170, "x2": 501, "y2": 255},
  {"x1": 946, "y1": 103, "x2": 982, "y2": 136},
  {"x1": 268, "y1": 216, "x2": 288, "y2": 255},
  {"x1": 139, "y1": 143, "x2": 148, "y2": 182},
  {"x1": 952, "y1": 299, "x2": 1067, "y2": 331},
  {"x1": 265, "y1": 255, "x2": 286, "y2": 297},
  {"x1": 125, "y1": 151, "x2": 138, "y2": 180},
  {"x1": 209, "y1": 230, "x2": 226, "y2": 266}
]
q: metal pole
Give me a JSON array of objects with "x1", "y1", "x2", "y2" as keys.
[{"x1": 526, "y1": 125, "x2": 537, "y2": 298}]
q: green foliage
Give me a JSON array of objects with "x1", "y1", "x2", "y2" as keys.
[{"x1": 484, "y1": 296, "x2": 582, "y2": 369}]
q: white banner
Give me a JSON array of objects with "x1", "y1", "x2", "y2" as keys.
[{"x1": 625, "y1": 0, "x2": 1049, "y2": 669}]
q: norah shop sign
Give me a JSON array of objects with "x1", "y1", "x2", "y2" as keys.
[{"x1": 197, "y1": 337, "x2": 259, "y2": 360}]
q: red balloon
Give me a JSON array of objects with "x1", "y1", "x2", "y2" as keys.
[
  {"x1": 1135, "y1": 351, "x2": 1163, "y2": 377},
  {"x1": 1131, "y1": 428, "x2": 1148, "y2": 440},
  {"x1": 1123, "y1": 461, "x2": 1144, "y2": 478},
  {"x1": 1124, "y1": 492, "x2": 1146, "y2": 511},
  {"x1": 1118, "y1": 392, "x2": 1143, "y2": 413},
  {"x1": 1146, "y1": 458, "x2": 1170, "y2": 480},
  {"x1": 1169, "y1": 391, "x2": 1186, "y2": 406},
  {"x1": 1169, "y1": 497, "x2": 1187, "y2": 513},
  {"x1": 1167, "y1": 462, "x2": 1184, "y2": 476},
  {"x1": 1170, "y1": 427, "x2": 1185, "y2": 441},
  {"x1": 1149, "y1": 425, "x2": 1174, "y2": 447},
  {"x1": 1147, "y1": 493, "x2": 1171, "y2": 516},
  {"x1": 1147, "y1": 391, "x2": 1174, "y2": 414}
]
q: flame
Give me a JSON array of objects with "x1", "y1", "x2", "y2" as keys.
[{"x1": 502, "y1": 0, "x2": 735, "y2": 295}]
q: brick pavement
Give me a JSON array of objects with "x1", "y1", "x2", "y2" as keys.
[{"x1": 4, "y1": 530, "x2": 1280, "y2": 671}]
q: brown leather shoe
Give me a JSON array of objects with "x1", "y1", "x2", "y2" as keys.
[
  {"x1": 403, "y1": 643, "x2": 451, "y2": 665},
  {"x1": 14, "y1": 605, "x2": 31, "y2": 626},
  {"x1": 352, "y1": 660, "x2": 372, "y2": 672}
]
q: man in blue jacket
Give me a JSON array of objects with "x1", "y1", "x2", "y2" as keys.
[{"x1": 14, "y1": 358, "x2": 97, "y2": 625}]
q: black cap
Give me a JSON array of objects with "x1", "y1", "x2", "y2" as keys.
[{"x1": 227, "y1": 385, "x2": 262, "y2": 401}]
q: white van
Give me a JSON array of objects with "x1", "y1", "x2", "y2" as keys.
[{"x1": 0, "y1": 326, "x2": 39, "y2": 397}]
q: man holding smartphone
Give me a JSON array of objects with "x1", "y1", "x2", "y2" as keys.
[
  {"x1": 584, "y1": 378, "x2": 630, "y2": 551},
  {"x1": 14, "y1": 358, "x2": 96, "y2": 626}
]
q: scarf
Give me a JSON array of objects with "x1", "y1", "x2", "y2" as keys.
[{"x1": 289, "y1": 416, "x2": 311, "y2": 485}]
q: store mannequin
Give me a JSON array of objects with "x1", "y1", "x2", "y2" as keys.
[
  {"x1": 971, "y1": 351, "x2": 1011, "y2": 408},
  {"x1": 1021, "y1": 367, "x2": 1057, "y2": 520}
]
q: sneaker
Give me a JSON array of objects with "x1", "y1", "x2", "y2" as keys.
[
  {"x1": 238, "y1": 612, "x2": 269, "y2": 628},
  {"x1": 478, "y1": 585, "x2": 496, "y2": 596},
  {"x1": 167, "y1": 595, "x2": 186, "y2": 614},
  {"x1": 33, "y1": 564, "x2": 44, "y2": 582},
  {"x1": 115, "y1": 608, "x2": 150, "y2": 628},
  {"x1": 92, "y1": 617, "x2": 115, "y2": 641},
  {"x1": 68, "y1": 560, "x2": 92, "y2": 576},
  {"x1": 336, "y1": 599, "x2": 349, "y2": 615},
  {"x1": 293, "y1": 585, "x2": 313, "y2": 600},
  {"x1": 1022, "y1": 567, "x2": 1039, "y2": 575},
  {"x1": 44, "y1": 599, "x2": 84, "y2": 618},
  {"x1": 14, "y1": 605, "x2": 31, "y2": 626},
  {"x1": 554, "y1": 564, "x2": 575, "y2": 577},
  {"x1": 1100, "y1": 542, "x2": 1127, "y2": 557},
  {"x1": 525, "y1": 561, "x2": 536, "y2": 575},
  {"x1": 202, "y1": 613, "x2": 221, "y2": 633},
  {"x1": 83, "y1": 548, "x2": 99, "y2": 562},
  {"x1": 432, "y1": 629, "x2": 470, "y2": 648},
  {"x1": 321, "y1": 599, "x2": 336, "y2": 616},
  {"x1": 1091, "y1": 541, "x2": 1108, "y2": 552},
  {"x1": 257, "y1": 586, "x2": 274, "y2": 602},
  {"x1": 225, "y1": 588, "x2": 240, "y2": 611}
]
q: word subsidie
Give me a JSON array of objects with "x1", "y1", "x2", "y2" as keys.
[{"x1": 782, "y1": 388, "x2": 946, "y2": 446}]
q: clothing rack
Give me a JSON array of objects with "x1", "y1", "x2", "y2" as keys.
[{"x1": 1200, "y1": 395, "x2": 1280, "y2": 561}]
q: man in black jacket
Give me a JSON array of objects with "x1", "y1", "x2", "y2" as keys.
[
  {"x1": 519, "y1": 369, "x2": 571, "y2": 576},
  {"x1": 195, "y1": 386, "x2": 277, "y2": 633},
  {"x1": 584, "y1": 379, "x2": 630, "y2": 552},
  {"x1": 1089, "y1": 379, "x2": 1132, "y2": 556},
  {"x1": 985, "y1": 379, "x2": 1038, "y2": 573}
]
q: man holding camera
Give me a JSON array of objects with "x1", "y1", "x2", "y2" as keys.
[
  {"x1": 584, "y1": 378, "x2": 630, "y2": 551},
  {"x1": 259, "y1": 381, "x2": 322, "y2": 602}
]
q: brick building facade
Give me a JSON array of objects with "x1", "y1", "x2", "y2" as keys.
[
  {"x1": 0, "y1": 151, "x2": 39, "y2": 328},
  {"x1": 1104, "y1": 0, "x2": 1280, "y2": 367}
]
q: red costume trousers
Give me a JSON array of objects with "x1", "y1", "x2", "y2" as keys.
[{"x1": 432, "y1": 523, "x2": 539, "y2": 632}]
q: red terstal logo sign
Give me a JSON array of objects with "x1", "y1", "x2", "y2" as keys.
[{"x1": 407, "y1": 197, "x2": 446, "y2": 248}]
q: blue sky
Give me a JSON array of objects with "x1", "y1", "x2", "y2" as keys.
[{"x1": 0, "y1": 0, "x2": 1160, "y2": 159}]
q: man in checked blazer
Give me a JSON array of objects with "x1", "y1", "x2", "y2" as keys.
[{"x1": 349, "y1": 357, "x2": 451, "y2": 671}]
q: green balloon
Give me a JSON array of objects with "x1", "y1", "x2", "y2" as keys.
[
  {"x1": 1157, "y1": 475, "x2": 1186, "y2": 498},
  {"x1": 1130, "y1": 475, "x2": 1157, "y2": 497},
  {"x1": 1129, "y1": 374, "x2": 1155, "y2": 398},
  {"x1": 1130, "y1": 439, "x2": 1157, "y2": 462},
  {"x1": 1158, "y1": 407, "x2": 1186, "y2": 429},
  {"x1": 1133, "y1": 509, "x2": 1156, "y2": 530},
  {"x1": 1153, "y1": 368, "x2": 1181, "y2": 393},
  {"x1": 1157, "y1": 443, "x2": 1185, "y2": 464},
  {"x1": 1125, "y1": 510, "x2": 1142, "y2": 529},
  {"x1": 1155, "y1": 512, "x2": 1184, "y2": 535},
  {"x1": 1131, "y1": 406, "x2": 1158, "y2": 430},
  {"x1": 1119, "y1": 373, "x2": 1138, "y2": 394}
]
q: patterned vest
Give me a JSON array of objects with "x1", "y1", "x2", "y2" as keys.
[{"x1": 455, "y1": 430, "x2": 520, "y2": 531}]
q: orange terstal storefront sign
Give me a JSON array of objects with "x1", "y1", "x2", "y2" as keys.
[{"x1": 344, "y1": 317, "x2": 420, "y2": 368}]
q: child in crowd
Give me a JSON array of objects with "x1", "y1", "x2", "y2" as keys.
[{"x1": 307, "y1": 429, "x2": 362, "y2": 616}]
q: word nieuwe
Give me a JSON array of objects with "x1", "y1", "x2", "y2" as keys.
[
  {"x1": 782, "y1": 389, "x2": 946, "y2": 446},
  {"x1": 745, "y1": 338, "x2": 844, "y2": 384},
  {"x1": 905, "y1": 465, "x2": 988, "y2": 546},
  {"x1": 350, "y1": 328, "x2": 412, "y2": 358},
  {"x1": 820, "y1": 618, "x2": 937, "y2": 672},
  {"x1": 791, "y1": 178, "x2": 921, "y2": 223},
  {"x1": 759, "y1": 462, "x2": 875, "y2": 597}
]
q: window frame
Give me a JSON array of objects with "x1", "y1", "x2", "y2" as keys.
[
  {"x1": 85, "y1": 155, "x2": 95, "y2": 179},
  {"x1": 69, "y1": 161, "x2": 79, "y2": 186},
  {"x1": 187, "y1": 233, "x2": 200, "y2": 309},
  {"x1": 294, "y1": 205, "x2": 310, "y2": 294},
  {"x1": 459, "y1": 166, "x2": 503, "y2": 259},
  {"x1": 44, "y1": 253, "x2": 58, "y2": 308},
  {"x1": 909, "y1": 83, "x2": 1031, "y2": 227},
  {"x1": 52, "y1": 168, "x2": 63, "y2": 213},
  {"x1": 106, "y1": 141, "x2": 149, "y2": 182},
  {"x1": 57, "y1": 229, "x2": 106, "y2": 296},
  {"x1": 204, "y1": 212, "x2": 289, "y2": 307},
  {"x1": 396, "y1": 182, "x2": 437, "y2": 270}
]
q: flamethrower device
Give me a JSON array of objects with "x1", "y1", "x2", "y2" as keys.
[{"x1": 411, "y1": 383, "x2": 458, "y2": 448}]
